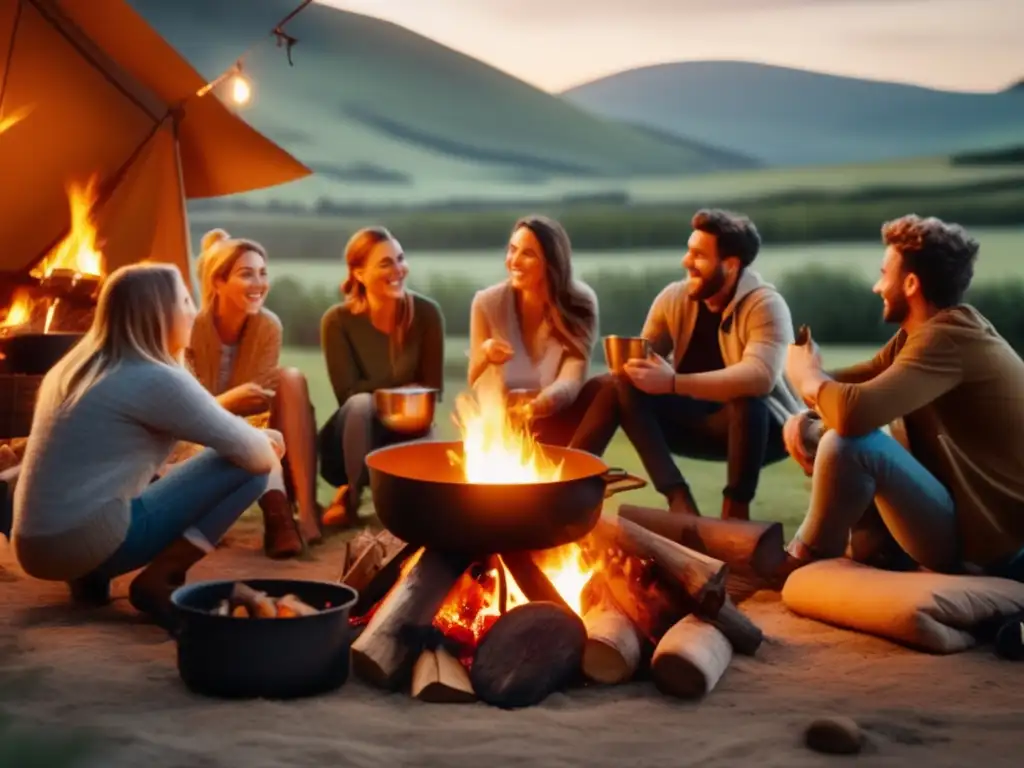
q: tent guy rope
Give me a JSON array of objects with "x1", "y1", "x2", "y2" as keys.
[{"x1": 195, "y1": 0, "x2": 314, "y2": 106}]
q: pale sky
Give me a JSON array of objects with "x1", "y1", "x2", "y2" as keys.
[{"x1": 316, "y1": 0, "x2": 1022, "y2": 93}]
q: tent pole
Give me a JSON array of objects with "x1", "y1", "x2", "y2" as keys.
[{"x1": 170, "y1": 111, "x2": 196, "y2": 297}]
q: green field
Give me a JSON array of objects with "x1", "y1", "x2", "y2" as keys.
[
  {"x1": 284, "y1": 343, "x2": 879, "y2": 538},
  {"x1": 266, "y1": 227, "x2": 1024, "y2": 292}
]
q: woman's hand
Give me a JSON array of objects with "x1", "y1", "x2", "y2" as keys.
[
  {"x1": 482, "y1": 338, "x2": 515, "y2": 366},
  {"x1": 219, "y1": 382, "x2": 274, "y2": 414}
]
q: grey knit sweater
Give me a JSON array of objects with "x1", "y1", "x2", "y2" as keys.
[{"x1": 12, "y1": 358, "x2": 275, "y2": 581}]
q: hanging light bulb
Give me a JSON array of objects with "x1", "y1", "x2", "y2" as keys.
[{"x1": 230, "y1": 72, "x2": 252, "y2": 105}]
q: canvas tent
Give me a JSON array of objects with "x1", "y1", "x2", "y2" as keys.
[{"x1": 0, "y1": 0, "x2": 311, "y2": 288}]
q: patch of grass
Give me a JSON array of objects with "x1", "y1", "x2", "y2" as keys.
[{"x1": 284, "y1": 343, "x2": 877, "y2": 539}]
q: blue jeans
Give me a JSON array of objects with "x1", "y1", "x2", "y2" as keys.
[
  {"x1": 791, "y1": 429, "x2": 958, "y2": 572},
  {"x1": 92, "y1": 449, "x2": 270, "y2": 578}
]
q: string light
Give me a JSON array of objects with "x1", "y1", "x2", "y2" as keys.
[{"x1": 193, "y1": 0, "x2": 312, "y2": 107}]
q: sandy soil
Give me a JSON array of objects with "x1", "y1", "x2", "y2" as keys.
[{"x1": 0, "y1": 522, "x2": 1020, "y2": 768}]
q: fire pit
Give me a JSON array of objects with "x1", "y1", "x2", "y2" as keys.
[
  {"x1": 0, "y1": 178, "x2": 104, "y2": 439},
  {"x1": 344, "y1": 388, "x2": 785, "y2": 708}
]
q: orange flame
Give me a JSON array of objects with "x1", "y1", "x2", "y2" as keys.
[
  {"x1": 534, "y1": 543, "x2": 596, "y2": 616},
  {"x1": 448, "y1": 385, "x2": 563, "y2": 483},
  {"x1": 1, "y1": 289, "x2": 34, "y2": 330},
  {"x1": 32, "y1": 176, "x2": 105, "y2": 279}
]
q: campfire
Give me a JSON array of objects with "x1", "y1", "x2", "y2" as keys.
[
  {"x1": 1, "y1": 175, "x2": 105, "y2": 340},
  {"x1": 1, "y1": 176, "x2": 105, "y2": 443},
  {"x1": 344, "y1": 389, "x2": 786, "y2": 708}
]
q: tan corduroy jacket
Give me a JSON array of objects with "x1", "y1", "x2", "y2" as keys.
[{"x1": 186, "y1": 307, "x2": 283, "y2": 396}]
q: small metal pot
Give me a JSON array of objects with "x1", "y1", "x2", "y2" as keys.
[
  {"x1": 603, "y1": 335, "x2": 650, "y2": 374},
  {"x1": 374, "y1": 386, "x2": 438, "y2": 435},
  {"x1": 171, "y1": 578, "x2": 359, "y2": 699}
]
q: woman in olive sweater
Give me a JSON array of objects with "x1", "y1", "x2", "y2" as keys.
[
  {"x1": 318, "y1": 226, "x2": 445, "y2": 527},
  {"x1": 12, "y1": 264, "x2": 279, "y2": 629}
]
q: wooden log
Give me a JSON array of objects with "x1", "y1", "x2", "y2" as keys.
[
  {"x1": 581, "y1": 606, "x2": 643, "y2": 684},
  {"x1": 341, "y1": 531, "x2": 410, "y2": 596},
  {"x1": 500, "y1": 550, "x2": 570, "y2": 612},
  {"x1": 351, "y1": 542, "x2": 420, "y2": 617},
  {"x1": 592, "y1": 517, "x2": 728, "y2": 618},
  {"x1": 705, "y1": 597, "x2": 763, "y2": 656},
  {"x1": 230, "y1": 583, "x2": 277, "y2": 618},
  {"x1": 276, "y1": 594, "x2": 319, "y2": 618},
  {"x1": 351, "y1": 549, "x2": 471, "y2": 690},
  {"x1": 651, "y1": 615, "x2": 733, "y2": 699},
  {"x1": 618, "y1": 504, "x2": 786, "y2": 579},
  {"x1": 471, "y1": 602, "x2": 587, "y2": 709},
  {"x1": 411, "y1": 647, "x2": 476, "y2": 704}
]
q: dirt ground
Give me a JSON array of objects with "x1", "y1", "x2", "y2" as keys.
[{"x1": 0, "y1": 520, "x2": 1020, "y2": 768}]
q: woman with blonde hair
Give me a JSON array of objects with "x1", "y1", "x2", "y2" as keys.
[
  {"x1": 11, "y1": 263, "x2": 279, "y2": 629},
  {"x1": 318, "y1": 226, "x2": 445, "y2": 527},
  {"x1": 186, "y1": 229, "x2": 320, "y2": 558},
  {"x1": 469, "y1": 215, "x2": 600, "y2": 444}
]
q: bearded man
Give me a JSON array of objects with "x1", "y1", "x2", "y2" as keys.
[
  {"x1": 782, "y1": 214, "x2": 1024, "y2": 582},
  {"x1": 569, "y1": 208, "x2": 802, "y2": 520}
]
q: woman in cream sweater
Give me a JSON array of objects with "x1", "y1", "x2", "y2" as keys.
[
  {"x1": 186, "y1": 229, "x2": 320, "y2": 558},
  {"x1": 12, "y1": 264, "x2": 279, "y2": 630},
  {"x1": 468, "y1": 215, "x2": 599, "y2": 445}
]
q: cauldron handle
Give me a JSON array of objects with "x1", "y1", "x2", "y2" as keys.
[{"x1": 601, "y1": 468, "x2": 647, "y2": 498}]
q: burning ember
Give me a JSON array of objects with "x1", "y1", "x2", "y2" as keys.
[
  {"x1": 31, "y1": 175, "x2": 105, "y2": 280},
  {"x1": 447, "y1": 385, "x2": 564, "y2": 483}
]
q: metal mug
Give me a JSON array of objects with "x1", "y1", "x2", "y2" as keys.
[{"x1": 603, "y1": 335, "x2": 651, "y2": 374}]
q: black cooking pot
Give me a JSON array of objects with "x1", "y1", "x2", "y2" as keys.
[
  {"x1": 170, "y1": 578, "x2": 358, "y2": 699},
  {"x1": 366, "y1": 440, "x2": 647, "y2": 555},
  {"x1": 0, "y1": 332, "x2": 83, "y2": 375}
]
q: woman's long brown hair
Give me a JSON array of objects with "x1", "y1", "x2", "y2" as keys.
[
  {"x1": 341, "y1": 226, "x2": 414, "y2": 360},
  {"x1": 512, "y1": 215, "x2": 596, "y2": 357}
]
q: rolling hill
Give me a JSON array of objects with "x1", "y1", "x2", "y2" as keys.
[
  {"x1": 562, "y1": 61, "x2": 1024, "y2": 168},
  {"x1": 126, "y1": 0, "x2": 757, "y2": 206}
]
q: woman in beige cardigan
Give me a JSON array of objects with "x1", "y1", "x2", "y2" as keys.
[
  {"x1": 186, "y1": 230, "x2": 320, "y2": 558},
  {"x1": 468, "y1": 215, "x2": 600, "y2": 445}
]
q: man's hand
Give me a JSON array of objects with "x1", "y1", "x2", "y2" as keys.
[
  {"x1": 263, "y1": 428, "x2": 286, "y2": 460},
  {"x1": 482, "y1": 338, "x2": 515, "y2": 366},
  {"x1": 219, "y1": 382, "x2": 274, "y2": 414},
  {"x1": 785, "y1": 341, "x2": 826, "y2": 406},
  {"x1": 783, "y1": 412, "x2": 815, "y2": 476},
  {"x1": 624, "y1": 355, "x2": 676, "y2": 395}
]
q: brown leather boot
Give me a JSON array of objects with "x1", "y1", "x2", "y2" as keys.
[
  {"x1": 260, "y1": 490, "x2": 303, "y2": 559},
  {"x1": 721, "y1": 497, "x2": 750, "y2": 521},
  {"x1": 128, "y1": 538, "x2": 206, "y2": 630}
]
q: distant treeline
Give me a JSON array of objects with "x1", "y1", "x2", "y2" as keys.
[
  {"x1": 266, "y1": 266, "x2": 1024, "y2": 363},
  {"x1": 191, "y1": 176, "x2": 1024, "y2": 253},
  {"x1": 951, "y1": 146, "x2": 1024, "y2": 166}
]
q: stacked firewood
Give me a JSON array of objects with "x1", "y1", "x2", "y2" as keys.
[{"x1": 339, "y1": 509, "x2": 784, "y2": 708}]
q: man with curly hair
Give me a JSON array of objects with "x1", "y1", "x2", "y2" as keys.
[{"x1": 783, "y1": 214, "x2": 1024, "y2": 582}]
